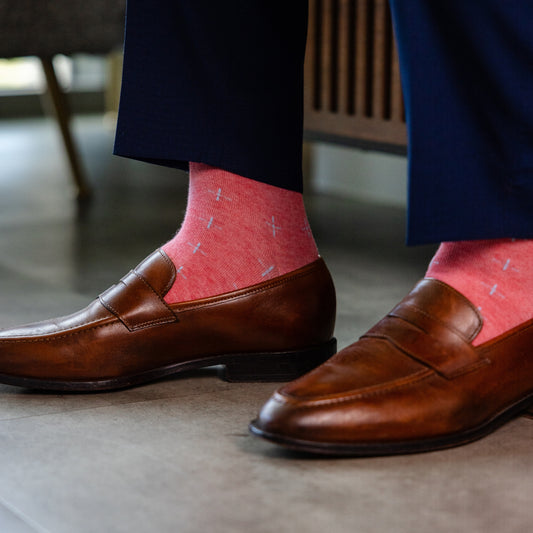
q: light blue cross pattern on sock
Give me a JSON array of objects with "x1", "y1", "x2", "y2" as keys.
[
  {"x1": 208, "y1": 188, "x2": 232, "y2": 202},
  {"x1": 480, "y1": 281, "x2": 505, "y2": 299},
  {"x1": 301, "y1": 220, "x2": 312, "y2": 237},
  {"x1": 176, "y1": 266, "x2": 187, "y2": 279},
  {"x1": 258, "y1": 258, "x2": 275, "y2": 277},
  {"x1": 491, "y1": 257, "x2": 519, "y2": 273},
  {"x1": 199, "y1": 216, "x2": 222, "y2": 230},
  {"x1": 266, "y1": 216, "x2": 281, "y2": 237},
  {"x1": 187, "y1": 242, "x2": 207, "y2": 256}
]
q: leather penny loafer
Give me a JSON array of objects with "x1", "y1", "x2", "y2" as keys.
[
  {"x1": 250, "y1": 279, "x2": 533, "y2": 456},
  {"x1": 0, "y1": 250, "x2": 336, "y2": 391}
]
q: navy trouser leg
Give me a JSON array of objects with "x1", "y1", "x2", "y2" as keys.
[
  {"x1": 390, "y1": 0, "x2": 533, "y2": 244},
  {"x1": 114, "y1": 0, "x2": 308, "y2": 192},
  {"x1": 116, "y1": 1, "x2": 533, "y2": 243}
]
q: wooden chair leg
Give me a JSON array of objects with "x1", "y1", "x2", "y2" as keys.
[{"x1": 40, "y1": 56, "x2": 92, "y2": 199}]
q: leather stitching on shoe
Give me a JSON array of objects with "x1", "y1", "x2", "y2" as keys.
[
  {"x1": 172, "y1": 263, "x2": 323, "y2": 313},
  {"x1": 276, "y1": 368, "x2": 434, "y2": 406}
]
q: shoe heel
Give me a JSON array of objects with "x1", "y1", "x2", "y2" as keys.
[{"x1": 220, "y1": 338, "x2": 337, "y2": 382}]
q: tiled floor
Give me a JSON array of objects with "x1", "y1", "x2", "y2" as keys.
[{"x1": 0, "y1": 117, "x2": 531, "y2": 533}]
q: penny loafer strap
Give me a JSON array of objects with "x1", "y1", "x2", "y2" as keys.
[
  {"x1": 363, "y1": 312, "x2": 484, "y2": 379},
  {"x1": 100, "y1": 270, "x2": 178, "y2": 331}
]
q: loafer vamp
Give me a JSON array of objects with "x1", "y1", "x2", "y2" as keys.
[
  {"x1": 0, "y1": 299, "x2": 114, "y2": 339},
  {"x1": 255, "y1": 345, "x2": 483, "y2": 444}
]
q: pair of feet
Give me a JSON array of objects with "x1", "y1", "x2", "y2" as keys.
[{"x1": 0, "y1": 247, "x2": 532, "y2": 456}]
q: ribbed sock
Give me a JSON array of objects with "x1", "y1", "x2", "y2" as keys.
[
  {"x1": 162, "y1": 163, "x2": 319, "y2": 303},
  {"x1": 426, "y1": 239, "x2": 533, "y2": 344}
]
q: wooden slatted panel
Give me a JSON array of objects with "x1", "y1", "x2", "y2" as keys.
[
  {"x1": 304, "y1": 0, "x2": 407, "y2": 151},
  {"x1": 337, "y1": 0, "x2": 351, "y2": 114},
  {"x1": 354, "y1": 0, "x2": 369, "y2": 117},
  {"x1": 305, "y1": 0, "x2": 318, "y2": 110},
  {"x1": 390, "y1": 28, "x2": 404, "y2": 122},
  {"x1": 372, "y1": 0, "x2": 387, "y2": 119},
  {"x1": 320, "y1": 0, "x2": 333, "y2": 111}
]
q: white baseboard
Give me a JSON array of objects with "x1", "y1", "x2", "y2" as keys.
[{"x1": 307, "y1": 142, "x2": 408, "y2": 208}]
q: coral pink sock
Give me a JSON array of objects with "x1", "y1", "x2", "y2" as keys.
[
  {"x1": 426, "y1": 239, "x2": 533, "y2": 344},
  {"x1": 162, "y1": 163, "x2": 319, "y2": 303}
]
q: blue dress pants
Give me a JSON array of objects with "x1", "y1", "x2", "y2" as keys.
[{"x1": 114, "y1": 1, "x2": 533, "y2": 245}]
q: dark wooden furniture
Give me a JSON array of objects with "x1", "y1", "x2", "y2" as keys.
[{"x1": 304, "y1": 0, "x2": 407, "y2": 153}]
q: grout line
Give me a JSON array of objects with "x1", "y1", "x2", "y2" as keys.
[{"x1": 0, "y1": 495, "x2": 51, "y2": 533}]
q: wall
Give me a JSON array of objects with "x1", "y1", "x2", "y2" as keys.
[{"x1": 307, "y1": 142, "x2": 408, "y2": 207}]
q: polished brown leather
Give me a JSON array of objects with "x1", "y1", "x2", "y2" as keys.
[
  {"x1": 250, "y1": 278, "x2": 533, "y2": 455},
  {"x1": 0, "y1": 250, "x2": 336, "y2": 391}
]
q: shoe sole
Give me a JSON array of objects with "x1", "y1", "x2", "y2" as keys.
[
  {"x1": 0, "y1": 338, "x2": 337, "y2": 392},
  {"x1": 248, "y1": 391, "x2": 533, "y2": 457}
]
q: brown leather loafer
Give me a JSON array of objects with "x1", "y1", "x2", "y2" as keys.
[
  {"x1": 0, "y1": 250, "x2": 336, "y2": 391},
  {"x1": 250, "y1": 279, "x2": 533, "y2": 456}
]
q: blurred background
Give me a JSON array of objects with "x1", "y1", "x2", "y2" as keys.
[{"x1": 3, "y1": 4, "x2": 526, "y2": 533}]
